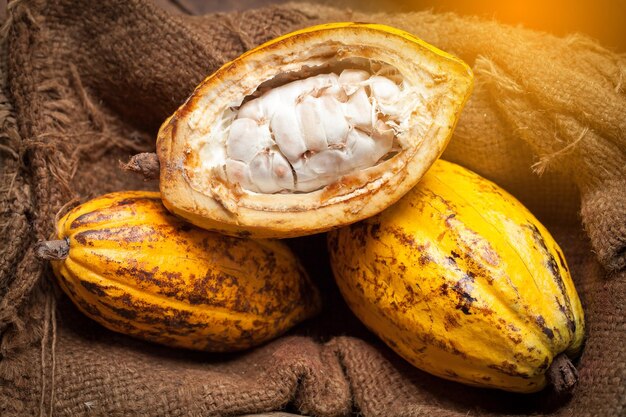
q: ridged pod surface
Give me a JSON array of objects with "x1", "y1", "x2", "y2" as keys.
[
  {"x1": 46, "y1": 191, "x2": 320, "y2": 351},
  {"x1": 156, "y1": 22, "x2": 473, "y2": 238},
  {"x1": 328, "y1": 160, "x2": 584, "y2": 392}
]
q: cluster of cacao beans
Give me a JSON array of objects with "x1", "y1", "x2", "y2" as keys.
[{"x1": 37, "y1": 23, "x2": 584, "y2": 394}]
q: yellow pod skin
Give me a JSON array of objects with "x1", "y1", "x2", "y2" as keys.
[
  {"x1": 328, "y1": 160, "x2": 584, "y2": 393},
  {"x1": 41, "y1": 191, "x2": 320, "y2": 352},
  {"x1": 156, "y1": 22, "x2": 473, "y2": 238}
]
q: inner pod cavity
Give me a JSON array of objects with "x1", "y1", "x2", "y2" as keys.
[{"x1": 223, "y1": 66, "x2": 407, "y2": 194}]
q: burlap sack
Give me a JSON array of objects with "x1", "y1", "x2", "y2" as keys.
[{"x1": 1, "y1": 0, "x2": 624, "y2": 415}]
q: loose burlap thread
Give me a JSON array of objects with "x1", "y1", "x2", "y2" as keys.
[{"x1": 0, "y1": 0, "x2": 624, "y2": 416}]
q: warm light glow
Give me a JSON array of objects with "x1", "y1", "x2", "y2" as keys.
[{"x1": 347, "y1": 0, "x2": 625, "y2": 51}]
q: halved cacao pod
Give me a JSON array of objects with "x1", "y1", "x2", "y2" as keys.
[
  {"x1": 328, "y1": 160, "x2": 585, "y2": 393},
  {"x1": 37, "y1": 191, "x2": 320, "y2": 351},
  {"x1": 156, "y1": 23, "x2": 473, "y2": 238}
]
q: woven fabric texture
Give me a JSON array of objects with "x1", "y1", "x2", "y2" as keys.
[{"x1": 0, "y1": 0, "x2": 624, "y2": 416}]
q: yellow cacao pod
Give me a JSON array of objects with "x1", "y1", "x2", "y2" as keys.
[
  {"x1": 39, "y1": 191, "x2": 320, "y2": 351},
  {"x1": 155, "y1": 22, "x2": 473, "y2": 238},
  {"x1": 328, "y1": 160, "x2": 584, "y2": 393}
]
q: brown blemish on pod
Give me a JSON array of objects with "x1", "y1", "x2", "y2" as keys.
[
  {"x1": 555, "y1": 248, "x2": 569, "y2": 272},
  {"x1": 390, "y1": 226, "x2": 417, "y2": 247},
  {"x1": 70, "y1": 210, "x2": 114, "y2": 229},
  {"x1": 443, "y1": 312, "x2": 461, "y2": 331},
  {"x1": 452, "y1": 274, "x2": 477, "y2": 315},
  {"x1": 74, "y1": 297, "x2": 104, "y2": 320},
  {"x1": 420, "y1": 333, "x2": 468, "y2": 360},
  {"x1": 534, "y1": 315, "x2": 555, "y2": 340},
  {"x1": 525, "y1": 224, "x2": 575, "y2": 336},
  {"x1": 75, "y1": 226, "x2": 159, "y2": 245},
  {"x1": 79, "y1": 280, "x2": 108, "y2": 297},
  {"x1": 524, "y1": 223, "x2": 573, "y2": 316},
  {"x1": 488, "y1": 361, "x2": 531, "y2": 379},
  {"x1": 98, "y1": 299, "x2": 139, "y2": 320}
]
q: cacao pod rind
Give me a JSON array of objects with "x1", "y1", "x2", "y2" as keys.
[
  {"x1": 52, "y1": 191, "x2": 321, "y2": 351},
  {"x1": 328, "y1": 160, "x2": 584, "y2": 392}
]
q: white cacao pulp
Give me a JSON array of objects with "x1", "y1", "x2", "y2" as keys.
[{"x1": 222, "y1": 69, "x2": 406, "y2": 193}]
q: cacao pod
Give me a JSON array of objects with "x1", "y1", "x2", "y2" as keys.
[
  {"x1": 328, "y1": 160, "x2": 585, "y2": 393},
  {"x1": 154, "y1": 22, "x2": 473, "y2": 238},
  {"x1": 37, "y1": 191, "x2": 321, "y2": 351}
]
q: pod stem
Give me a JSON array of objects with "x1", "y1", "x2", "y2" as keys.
[
  {"x1": 547, "y1": 353, "x2": 578, "y2": 394},
  {"x1": 121, "y1": 152, "x2": 160, "y2": 180},
  {"x1": 34, "y1": 239, "x2": 69, "y2": 261}
]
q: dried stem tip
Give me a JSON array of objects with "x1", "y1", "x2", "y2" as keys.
[
  {"x1": 35, "y1": 239, "x2": 70, "y2": 260},
  {"x1": 547, "y1": 353, "x2": 579, "y2": 394},
  {"x1": 122, "y1": 152, "x2": 160, "y2": 180}
]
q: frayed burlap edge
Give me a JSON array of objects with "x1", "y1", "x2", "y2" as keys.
[{"x1": 0, "y1": 3, "x2": 59, "y2": 416}]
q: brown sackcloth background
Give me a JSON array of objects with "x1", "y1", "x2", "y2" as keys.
[{"x1": 1, "y1": 0, "x2": 625, "y2": 415}]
